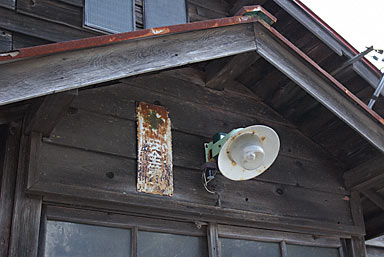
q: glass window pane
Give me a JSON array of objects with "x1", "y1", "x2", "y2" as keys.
[
  {"x1": 84, "y1": 0, "x2": 134, "y2": 33},
  {"x1": 221, "y1": 238, "x2": 281, "y2": 257},
  {"x1": 44, "y1": 220, "x2": 131, "y2": 257},
  {"x1": 287, "y1": 244, "x2": 340, "y2": 257},
  {"x1": 144, "y1": 0, "x2": 187, "y2": 28},
  {"x1": 138, "y1": 231, "x2": 207, "y2": 257}
]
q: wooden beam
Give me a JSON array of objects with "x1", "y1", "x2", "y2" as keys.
[
  {"x1": 351, "y1": 236, "x2": 367, "y2": 257},
  {"x1": 24, "y1": 89, "x2": 78, "y2": 137},
  {"x1": 253, "y1": 22, "x2": 384, "y2": 153},
  {"x1": 0, "y1": 124, "x2": 20, "y2": 257},
  {"x1": 160, "y1": 66, "x2": 205, "y2": 87},
  {"x1": 207, "y1": 223, "x2": 219, "y2": 257},
  {"x1": 205, "y1": 51, "x2": 260, "y2": 90},
  {"x1": 343, "y1": 155, "x2": 384, "y2": 191},
  {"x1": 361, "y1": 190, "x2": 384, "y2": 212},
  {"x1": 0, "y1": 23, "x2": 256, "y2": 106},
  {"x1": 350, "y1": 191, "x2": 365, "y2": 232},
  {"x1": 8, "y1": 133, "x2": 42, "y2": 257}
]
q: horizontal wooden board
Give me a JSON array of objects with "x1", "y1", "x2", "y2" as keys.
[
  {"x1": 12, "y1": 32, "x2": 51, "y2": 49},
  {"x1": 46, "y1": 205, "x2": 207, "y2": 236},
  {"x1": 17, "y1": 0, "x2": 82, "y2": 27},
  {"x1": 58, "y1": 0, "x2": 82, "y2": 7},
  {"x1": 34, "y1": 141, "x2": 352, "y2": 225},
  {"x1": 218, "y1": 224, "x2": 341, "y2": 247},
  {"x1": 45, "y1": 108, "x2": 345, "y2": 194},
  {"x1": 0, "y1": 0, "x2": 14, "y2": 9},
  {"x1": 0, "y1": 7, "x2": 98, "y2": 42},
  {"x1": 0, "y1": 23, "x2": 256, "y2": 106},
  {"x1": 72, "y1": 79, "x2": 335, "y2": 163}
]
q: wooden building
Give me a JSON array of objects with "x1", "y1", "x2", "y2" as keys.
[{"x1": 0, "y1": 0, "x2": 383, "y2": 256}]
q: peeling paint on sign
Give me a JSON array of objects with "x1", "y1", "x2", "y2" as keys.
[{"x1": 137, "y1": 102, "x2": 173, "y2": 196}]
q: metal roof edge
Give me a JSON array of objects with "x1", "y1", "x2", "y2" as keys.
[
  {"x1": 0, "y1": 15, "x2": 260, "y2": 64},
  {"x1": 274, "y1": 0, "x2": 383, "y2": 96}
]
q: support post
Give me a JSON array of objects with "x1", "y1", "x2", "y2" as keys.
[{"x1": 207, "y1": 223, "x2": 220, "y2": 257}]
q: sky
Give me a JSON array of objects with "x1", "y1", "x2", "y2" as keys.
[{"x1": 300, "y1": 0, "x2": 384, "y2": 71}]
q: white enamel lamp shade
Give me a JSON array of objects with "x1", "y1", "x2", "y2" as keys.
[{"x1": 218, "y1": 125, "x2": 280, "y2": 181}]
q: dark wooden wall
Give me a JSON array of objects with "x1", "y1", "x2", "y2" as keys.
[
  {"x1": 0, "y1": 0, "x2": 230, "y2": 51},
  {"x1": 24, "y1": 70, "x2": 358, "y2": 236}
]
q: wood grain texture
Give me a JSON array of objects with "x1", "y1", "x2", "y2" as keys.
[
  {"x1": 25, "y1": 89, "x2": 78, "y2": 137},
  {"x1": 253, "y1": 22, "x2": 384, "y2": 153},
  {"x1": 52, "y1": 80, "x2": 346, "y2": 194},
  {"x1": 280, "y1": 241, "x2": 288, "y2": 257},
  {"x1": 205, "y1": 51, "x2": 260, "y2": 90},
  {"x1": 31, "y1": 126, "x2": 353, "y2": 228},
  {"x1": 57, "y1": 0, "x2": 82, "y2": 7},
  {"x1": 350, "y1": 191, "x2": 365, "y2": 233},
  {"x1": 218, "y1": 224, "x2": 341, "y2": 247},
  {"x1": 362, "y1": 190, "x2": 384, "y2": 212},
  {"x1": 0, "y1": 29, "x2": 12, "y2": 52},
  {"x1": 0, "y1": 23, "x2": 256, "y2": 106},
  {"x1": 83, "y1": 78, "x2": 338, "y2": 165},
  {"x1": 12, "y1": 32, "x2": 52, "y2": 49},
  {"x1": 17, "y1": 0, "x2": 82, "y2": 27},
  {"x1": 8, "y1": 133, "x2": 42, "y2": 257},
  {"x1": 0, "y1": 124, "x2": 20, "y2": 257},
  {"x1": 35, "y1": 176, "x2": 362, "y2": 237},
  {"x1": 0, "y1": 6, "x2": 98, "y2": 43},
  {"x1": 343, "y1": 155, "x2": 384, "y2": 191},
  {"x1": 207, "y1": 223, "x2": 219, "y2": 257},
  {"x1": 0, "y1": 0, "x2": 15, "y2": 9},
  {"x1": 351, "y1": 236, "x2": 367, "y2": 257}
]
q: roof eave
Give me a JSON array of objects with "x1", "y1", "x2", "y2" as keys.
[{"x1": 0, "y1": 13, "x2": 383, "y2": 152}]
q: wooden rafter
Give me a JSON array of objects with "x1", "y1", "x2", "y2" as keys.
[
  {"x1": 343, "y1": 155, "x2": 384, "y2": 191},
  {"x1": 362, "y1": 190, "x2": 384, "y2": 212},
  {"x1": 24, "y1": 90, "x2": 78, "y2": 137},
  {"x1": 205, "y1": 51, "x2": 260, "y2": 90}
]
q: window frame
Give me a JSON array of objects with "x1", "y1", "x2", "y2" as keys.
[
  {"x1": 218, "y1": 224, "x2": 346, "y2": 257},
  {"x1": 142, "y1": 0, "x2": 189, "y2": 29},
  {"x1": 83, "y1": 0, "x2": 136, "y2": 34},
  {"x1": 38, "y1": 204, "x2": 347, "y2": 257},
  {"x1": 38, "y1": 205, "x2": 207, "y2": 257}
]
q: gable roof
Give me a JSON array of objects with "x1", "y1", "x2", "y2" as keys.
[{"x1": 0, "y1": 6, "x2": 383, "y2": 155}]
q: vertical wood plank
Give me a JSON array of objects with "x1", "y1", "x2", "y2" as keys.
[
  {"x1": 0, "y1": 124, "x2": 20, "y2": 257},
  {"x1": 9, "y1": 132, "x2": 42, "y2": 257},
  {"x1": 339, "y1": 246, "x2": 345, "y2": 257},
  {"x1": 280, "y1": 241, "x2": 288, "y2": 257},
  {"x1": 26, "y1": 132, "x2": 42, "y2": 189},
  {"x1": 131, "y1": 227, "x2": 138, "y2": 257},
  {"x1": 37, "y1": 205, "x2": 47, "y2": 257},
  {"x1": 0, "y1": 29, "x2": 12, "y2": 52},
  {"x1": 351, "y1": 236, "x2": 367, "y2": 257},
  {"x1": 207, "y1": 223, "x2": 220, "y2": 257},
  {"x1": 350, "y1": 191, "x2": 365, "y2": 231}
]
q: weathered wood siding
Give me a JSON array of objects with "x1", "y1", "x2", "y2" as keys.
[
  {"x1": 26, "y1": 72, "x2": 354, "y2": 233},
  {"x1": 0, "y1": 0, "x2": 230, "y2": 50}
]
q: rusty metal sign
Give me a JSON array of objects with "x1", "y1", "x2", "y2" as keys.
[{"x1": 136, "y1": 102, "x2": 173, "y2": 196}]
